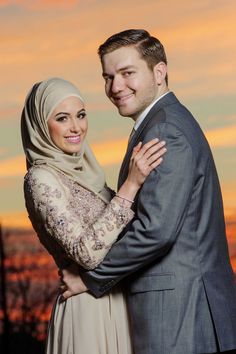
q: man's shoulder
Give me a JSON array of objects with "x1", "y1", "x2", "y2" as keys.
[
  {"x1": 147, "y1": 92, "x2": 192, "y2": 124},
  {"x1": 143, "y1": 96, "x2": 210, "y2": 153},
  {"x1": 149, "y1": 93, "x2": 202, "y2": 136}
]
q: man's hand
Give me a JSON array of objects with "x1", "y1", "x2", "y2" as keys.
[{"x1": 58, "y1": 264, "x2": 88, "y2": 301}]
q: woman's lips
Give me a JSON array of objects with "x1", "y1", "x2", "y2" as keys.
[{"x1": 65, "y1": 135, "x2": 81, "y2": 143}]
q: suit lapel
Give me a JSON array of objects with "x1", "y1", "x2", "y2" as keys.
[{"x1": 118, "y1": 92, "x2": 178, "y2": 188}]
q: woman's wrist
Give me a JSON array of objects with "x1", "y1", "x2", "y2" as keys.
[
  {"x1": 116, "y1": 194, "x2": 134, "y2": 204},
  {"x1": 117, "y1": 180, "x2": 139, "y2": 202},
  {"x1": 113, "y1": 180, "x2": 138, "y2": 208},
  {"x1": 114, "y1": 194, "x2": 133, "y2": 209}
]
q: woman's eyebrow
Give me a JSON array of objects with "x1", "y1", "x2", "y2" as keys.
[
  {"x1": 55, "y1": 108, "x2": 85, "y2": 117},
  {"x1": 55, "y1": 112, "x2": 70, "y2": 117}
]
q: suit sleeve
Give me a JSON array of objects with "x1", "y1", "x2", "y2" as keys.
[{"x1": 81, "y1": 121, "x2": 196, "y2": 296}]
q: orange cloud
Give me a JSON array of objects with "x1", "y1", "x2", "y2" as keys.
[
  {"x1": 1, "y1": 120, "x2": 236, "y2": 179},
  {"x1": 0, "y1": 138, "x2": 128, "y2": 178},
  {"x1": 205, "y1": 124, "x2": 236, "y2": 148},
  {"x1": 221, "y1": 182, "x2": 236, "y2": 216},
  {"x1": 92, "y1": 139, "x2": 127, "y2": 166},
  {"x1": 0, "y1": 155, "x2": 27, "y2": 177},
  {"x1": 1, "y1": 0, "x2": 236, "y2": 103},
  {"x1": 0, "y1": 0, "x2": 78, "y2": 9},
  {"x1": 0, "y1": 211, "x2": 31, "y2": 228},
  {"x1": 151, "y1": 5, "x2": 236, "y2": 98}
]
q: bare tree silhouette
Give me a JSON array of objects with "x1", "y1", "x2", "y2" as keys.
[
  {"x1": 7, "y1": 255, "x2": 57, "y2": 338},
  {"x1": 0, "y1": 223, "x2": 10, "y2": 352},
  {"x1": 0, "y1": 225, "x2": 58, "y2": 353}
]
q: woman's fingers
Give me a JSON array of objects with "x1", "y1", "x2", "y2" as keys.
[
  {"x1": 131, "y1": 141, "x2": 142, "y2": 159},
  {"x1": 127, "y1": 137, "x2": 166, "y2": 187},
  {"x1": 133, "y1": 144, "x2": 167, "y2": 177},
  {"x1": 140, "y1": 138, "x2": 160, "y2": 151},
  {"x1": 149, "y1": 157, "x2": 164, "y2": 170},
  {"x1": 133, "y1": 141, "x2": 166, "y2": 166},
  {"x1": 145, "y1": 146, "x2": 167, "y2": 164},
  {"x1": 132, "y1": 138, "x2": 159, "y2": 159},
  {"x1": 144, "y1": 141, "x2": 166, "y2": 159},
  {"x1": 133, "y1": 139, "x2": 165, "y2": 160}
]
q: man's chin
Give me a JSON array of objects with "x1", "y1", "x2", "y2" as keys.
[{"x1": 117, "y1": 107, "x2": 134, "y2": 118}]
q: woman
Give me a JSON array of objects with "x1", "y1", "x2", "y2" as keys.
[{"x1": 21, "y1": 77, "x2": 166, "y2": 354}]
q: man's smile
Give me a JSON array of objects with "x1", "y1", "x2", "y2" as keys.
[{"x1": 112, "y1": 93, "x2": 134, "y2": 105}]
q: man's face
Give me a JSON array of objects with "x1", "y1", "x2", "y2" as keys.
[{"x1": 102, "y1": 46, "x2": 159, "y2": 121}]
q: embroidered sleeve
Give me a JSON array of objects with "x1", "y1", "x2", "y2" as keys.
[{"x1": 24, "y1": 167, "x2": 134, "y2": 270}]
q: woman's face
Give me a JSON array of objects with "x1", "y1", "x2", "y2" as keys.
[{"x1": 47, "y1": 96, "x2": 88, "y2": 154}]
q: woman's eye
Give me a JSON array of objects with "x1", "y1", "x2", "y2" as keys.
[
  {"x1": 78, "y1": 112, "x2": 86, "y2": 119},
  {"x1": 56, "y1": 116, "x2": 67, "y2": 122}
]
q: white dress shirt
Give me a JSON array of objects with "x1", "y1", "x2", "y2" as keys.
[{"x1": 132, "y1": 91, "x2": 170, "y2": 133}]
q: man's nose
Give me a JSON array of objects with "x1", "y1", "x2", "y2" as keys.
[{"x1": 111, "y1": 76, "x2": 124, "y2": 93}]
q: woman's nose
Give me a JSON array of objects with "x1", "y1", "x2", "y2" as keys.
[{"x1": 69, "y1": 118, "x2": 80, "y2": 132}]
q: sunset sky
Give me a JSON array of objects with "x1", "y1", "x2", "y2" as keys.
[{"x1": 0, "y1": 0, "x2": 236, "y2": 228}]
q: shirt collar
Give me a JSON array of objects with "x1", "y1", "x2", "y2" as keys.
[{"x1": 133, "y1": 91, "x2": 170, "y2": 131}]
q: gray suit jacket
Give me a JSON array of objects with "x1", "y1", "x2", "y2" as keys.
[{"x1": 82, "y1": 92, "x2": 236, "y2": 354}]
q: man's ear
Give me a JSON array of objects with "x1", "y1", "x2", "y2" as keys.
[{"x1": 154, "y1": 62, "x2": 168, "y2": 85}]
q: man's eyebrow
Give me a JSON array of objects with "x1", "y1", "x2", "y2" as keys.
[
  {"x1": 102, "y1": 65, "x2": 137, "y2": 78},
  {"x1": 119, "y1": 65, "x2": 137, "y2": 70}
]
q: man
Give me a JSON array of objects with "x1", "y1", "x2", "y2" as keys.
[{"x1": 61, "y1": 29, "x2": 236, "y2": 353}]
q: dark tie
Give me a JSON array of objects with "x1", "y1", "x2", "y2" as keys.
[{"x1": 128, "y1": 127, "x2": 136, "y2": 143}]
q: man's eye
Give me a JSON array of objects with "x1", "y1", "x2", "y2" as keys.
[
  {"x1": 104, "y1": 77, "x2": 111, "y2": 83},
  {"x1": 123, "y1": 71, "x2": 134, "y2": 77}
]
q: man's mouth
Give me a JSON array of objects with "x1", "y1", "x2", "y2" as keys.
[{"x1": 113, "y1": 93, "x2": 134, "y2": 105}]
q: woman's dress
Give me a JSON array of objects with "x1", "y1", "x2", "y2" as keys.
[{"x1": 24, "y1": 165, "x2": 134, "y2": 354}]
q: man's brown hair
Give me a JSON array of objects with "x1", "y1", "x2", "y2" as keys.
[{"x1": 98, "y1": 29, "x2": 168, "y2": 84}]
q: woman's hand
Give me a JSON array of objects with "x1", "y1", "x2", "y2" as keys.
[
  {"x1": 116, "y1": 138, "x2": 166, "y2": 205},
  {"x1": 127, "y1": 138, "x2": 166, "y2": 188}
]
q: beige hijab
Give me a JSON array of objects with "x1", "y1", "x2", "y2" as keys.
[{"x1": 21, "y1": 77, "x2": 110, "y2": 203}]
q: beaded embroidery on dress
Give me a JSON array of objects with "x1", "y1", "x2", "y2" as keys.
[{"x1": 24, "y1": 165, "x2": 134, "y2": 354}]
